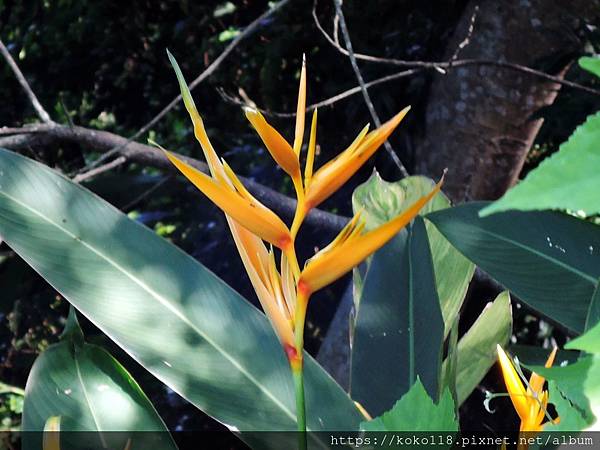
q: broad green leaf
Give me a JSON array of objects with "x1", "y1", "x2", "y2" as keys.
[
  {"x1": 441, "y1": 291, "x2": 512, "y2": 405},
  {"x1": 360, "y1": 379, "x2": 457, "y2": 432},
  {"x1": 351, "y1": 217, "x2": 444, "y2": 416},
  {"x1": 352, "y1": 173, "x2": 474, "y2": 336},
  {"x1": 544, "y1": 381, "x2": 588, "y2": 432},
  {"x1": 567, "y1": 319, "x2": 600, "y2": 354},
  {"x1": 0, "y1": 149, "x2": 362, "y2": 446},
  {"x1": 579, "y1": 56, "x2": 600, "y2": 79},
  {"x1": 22, "y1": 310, "x2": 176, "y2": 450},
  {"x1": 480, "y1": 112, "x2": 600, "y2": 217},
  {"x1": 427, "y1": 203, "x2": 600, "y2": 333},
  {"x1": 533, "y1": 356, "x2": 600, "y2": 428}
]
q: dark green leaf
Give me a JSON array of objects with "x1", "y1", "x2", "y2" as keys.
[
  {"x1": 584, "y1": 282, "x2": 600, "y2": 333},
  {"x1": 351, "y1": 217, "x2": 443, "y2": 416},
  {"x1": 0, "y1": 149, "x2": 361, "y2": 444},
  {"x1": 427, "y1": 203, "x2": 600, "y2": 333}
]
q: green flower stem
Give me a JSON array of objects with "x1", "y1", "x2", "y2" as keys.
[
  {"x1": 291, "y1": 293, "x2": 309, "y2": 450},
  {"x1": 292, "y1": 366, "x2": 307, "y2": 450}
]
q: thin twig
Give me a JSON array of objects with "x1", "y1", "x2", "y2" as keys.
[
  {"x1": 217, "y1": 68, "x2": 420, "y2": 117},
  {"x1": 0, "y1": 39, "x2": 54, "y2": 124},
  {"x1": 74, "y1": 0, "x2": 292, "y2": 176},
  {"x1": 332, "y1": 0, "x2": 409, "y2": 177},
  {"x1": 72, "y1": 156, "x2": 127, "y2": 183},
  {"x1": 122, "y1": 175, "x2": 173, "y2": 212},
  {"x1": 312, "y1": 0, "x2": 600, "y2": 97},
  {"x1": 450, "y1": 5, "x2": 479, "y2": 62}
]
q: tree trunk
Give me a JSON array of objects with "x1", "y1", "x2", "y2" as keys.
[{"x1": 417, "y1": 0, "x2": 598, "y2": 202}]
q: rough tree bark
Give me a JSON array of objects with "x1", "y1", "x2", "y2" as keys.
[{"x1": 417, "y1": 0, "x2": 599, "y2": 202}]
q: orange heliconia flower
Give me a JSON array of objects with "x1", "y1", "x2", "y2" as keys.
[
  {"x1": 159, "y1": 50, "x2": 441, "y2": 363},
  {"x1": 496, "y1": 345, "x2": 558, "y2": 440}
]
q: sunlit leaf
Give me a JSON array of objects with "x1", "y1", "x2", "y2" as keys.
[
  {"x1": 0, "y1": 148, "x2": 361, "y2": 448},
  {"x1": 360, "y1": 379, "x2": 457, "y2": 432},
  {"x1": 22, "y1": 310, "x2": 176, "y2": 450},
  {"x1": 579, "y1": 56, "x2": 600, "y2": 79}
]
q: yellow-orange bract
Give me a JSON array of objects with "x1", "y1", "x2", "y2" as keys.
[
  {"x1": 496, "y1": 345, "x2": 558, "y2": 435},
  {"x1": 159, "y1": 50, "x2": 441, "y2": 362}
]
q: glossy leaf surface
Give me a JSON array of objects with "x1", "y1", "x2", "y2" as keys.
[
  {"x1": 0, "y1": 149, "x2": 361, "y2": 446},
  {"x1": 427, "y1": 203, "x2": 600, "y2": 333}
]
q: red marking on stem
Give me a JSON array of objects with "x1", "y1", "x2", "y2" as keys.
[
  {"x1": 297, "y1": 279, "x2": 311, "y2": 298},
  {"x1": 284, "y1": 343, "x2": 303, "y2": 371}
]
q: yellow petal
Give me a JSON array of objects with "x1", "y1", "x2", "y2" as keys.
[
  {"x1": 293, "y1": 54, "x2": 307, "y2": 156},
  {"x1": 497, "y1": 345, "x2": 530, "y2": 422},
  {"x1": 281, "y1": 252, "x2": 297, "y2": 317},
  {"x1": 304, "y1": 108, "x2": 318, "y2": 187},
  {"x1": 43, "y1": 416, "x2": 61, "y2": 450},
  {"x1": 163, "y1": 150, "x2": 292, "y2": 249},
  {"x1": 528, "y1": 347, "x2": 557, "y2": 396},
  {"x1": 227, "y1": 217, "x2": 295, "y2": 346},
  {"x1": 298, "y1": 176, "x2": 441, "y2": 294},
  {"x1": 167, "y1": 50, "x2": 225, "y2": 180},
  {"x1": 305, "y1": 107, "x2": 409, "y2": 210},
  {"x1": 245, "y1": 108, "x2": 300, "y2": 177}
]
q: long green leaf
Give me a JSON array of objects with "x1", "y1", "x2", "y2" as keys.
[
  {"x1": 427, "y1": 202, "x2": 600, "y2": 333},
  {"x1": 22, "y1": 311, "x2": 176, "y2": 450},
  {"x1": 0, "y1": 149, "x2": 361, "y2": 445},
  {"x1": 480, "y1": 112, "x2": 600, "y2": 217},
  {"x1": 441, "y1": 291, "x2": 512, "y2": 405},
  {"x1": 351, "y1": 217, "x2": 444, "y2": 416}
]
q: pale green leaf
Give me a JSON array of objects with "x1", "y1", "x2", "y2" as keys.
[
  {"x1": 360, "y1": 379, "x2": 458, "y2": 432},
  {"x1": 441, "y1": 291, "x2": 512, "y2": 405}
]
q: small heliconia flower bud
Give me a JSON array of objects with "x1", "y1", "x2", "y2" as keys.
[{"x1": 496, "y1": 345, "x2": 558, "y2": 434}]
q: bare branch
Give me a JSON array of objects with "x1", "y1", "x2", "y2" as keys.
[
  {"x1": 332, "y1": 0, "x2": 409, "y2": 177},
  {"x1": 75, "y1": 0, "x2": 293, "y2": 176},
  {"x1": 0, "y1": 124, "x2": 349, "y2": 233},
  {"x1": 0, "y1": 39, "x2": 54, "y2": 124},
  {"x1": 313, "y1": 0, "x2": 600, "y2": 97},
  {"x1": 218, "y1": 68, "x2": 420, "y2": 118},
  {"x1": 450, "y1": 5, "x2": 479, "y2": 62}
]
